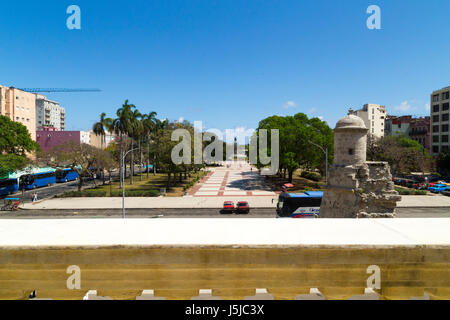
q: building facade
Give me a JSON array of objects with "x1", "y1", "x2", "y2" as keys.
[
  {"x1": 355, "y1": 104, "x2": 387, "y2": 138},
  {"x1": 410, "y1": 117, "x2": 431, "y2": 152},
  {"x1": 0, "y1": 86, "x2": 37, "y2": 140},
  {"x1": 35, "y1": 94, "x2": 66, "y2": 131},
  {"x1": 36, "y1": 129, "x2": 91, "y2": 152},
  {"x1": 430, "y1": 86, "x2": 450, "y2": 156},
  {"x1": 384, "y1": 115, "x2": 431, "y2": 152}
]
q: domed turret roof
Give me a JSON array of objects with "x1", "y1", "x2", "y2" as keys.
[{"x1": 335, "y1": 114, "x2": 367, "y2": 131}]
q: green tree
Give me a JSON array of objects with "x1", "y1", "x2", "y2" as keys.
[{"x1": 0, "y1": 115, "x2": 40, "y2": 177}]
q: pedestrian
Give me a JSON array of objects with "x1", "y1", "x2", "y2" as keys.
[{"x1": 33, "y1": 192, "x2": 38, "y2": 202}]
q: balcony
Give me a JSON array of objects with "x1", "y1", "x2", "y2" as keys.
[{"x1": 0, "y1": 219, "x2": 449, "y2": 300}]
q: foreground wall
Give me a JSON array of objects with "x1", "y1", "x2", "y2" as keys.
[{"x1": 0, "y1": 219, "x2": 449, "y2": 300}]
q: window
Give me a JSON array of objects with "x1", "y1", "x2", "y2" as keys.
[
  {"x1": 433, "y1": 146, "x2": 439, "y2": 153},
  {"x1": 443, "y1": 92, "x2": 450, "y2": 100},
  {"x1": 433, "y1": 136, "x2": 439, "y2": 143},
  {"x1": 444, "y1": 103, "x2": 449, "y2": 111},
  {"x1": 442, "y1": 135, "x2": 449, "y2": 143},
  {"x1": 443, "y1": 114, "x2": 449, "y2": 122},
  {"x1": 444, "y1": 146, "x2": 449, "y2": 152},
  {"x1": 433, "y1": 125, "x2": 439, "y2": 133},
  {"x1": 433, "y1": 105, "x2": 440, "y2": 112},
  {"x1": 433, "y1": 115, "x2": 440, "y2": 122},
  {"x1": 348, "y1": 149, "x2": 354, "y2": 155},
  {"x1": 442, "y1": 124, "x2": 449, "y2": 132},
  {"x1": 433, "y1": 94, "x2": 439, "y2": 102}
]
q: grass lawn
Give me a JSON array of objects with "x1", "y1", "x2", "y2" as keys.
[
  {"x1": 264, "y1": 169, "x2": 325, "y2": 193},
  {"x1": 94, "y1": 170, "x2": 209, "y2": 197}
]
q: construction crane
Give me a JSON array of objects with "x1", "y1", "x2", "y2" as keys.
[{"x1": 18, "y1": 88, "x2": 102, "y2": 93}]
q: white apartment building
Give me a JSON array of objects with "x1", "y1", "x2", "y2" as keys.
[
  {"x1": 430, "y1": 86, "x2": 450, "y2": 156},
  {"x1": 356, "y1": 104, "x2": 387, "y2": 138},
  {"x1": 35, "y1": 94, "x2": 66, "y2": 131},
  {"x1": 80, "y1": 131, "x2": 91, "y2": 145}
]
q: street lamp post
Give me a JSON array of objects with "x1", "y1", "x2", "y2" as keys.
[
  {"x1": 122, "y1": 148, "x2": 139, "y2": 219},
  {"x1": 308, "y1": 140, "x2": 329, "y2": 187}
]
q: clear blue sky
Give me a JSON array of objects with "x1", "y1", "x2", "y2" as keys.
[{"x1": 1, "y1": 0, "x2": 449, "y2": 133}]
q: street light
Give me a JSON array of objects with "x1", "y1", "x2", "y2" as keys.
[
  {"x1": 122, "y1": 148, "x2": 139, "y2": 219},
  {"x1": 308, "y1": 140, "x2": 329, "y2": 187}
]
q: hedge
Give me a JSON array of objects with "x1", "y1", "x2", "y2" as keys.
[
  {"x1": 58, "y1": 190, "x2": 107, "y2": 198},
  {"x1": 301, "y1": 171, "x2": 322, "y2": 182},
  {"x1": 110, "y1": 190, "x2": 160, "y2": 197},
  {"x1": 395, "y1": 188, "x2": 427, "y2": 195}
]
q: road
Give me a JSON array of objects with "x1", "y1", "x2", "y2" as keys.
[
  {"x1": 0, "y1": 179, "x2": 100, "y2": 204},
  {"x1": 1, "y1": 207, "x2": 450, "y2": 219}
]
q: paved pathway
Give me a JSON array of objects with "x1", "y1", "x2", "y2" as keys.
[{"x1": 188, "y1": 161, "x2": 277, "y2": 197}]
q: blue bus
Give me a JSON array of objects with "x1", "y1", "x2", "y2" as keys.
[
  {"x1": 0, "y1": 179, "x2": 19, "y2": 196},
  {"x1": 19, "y1": 171, "x2": 56, "y2": 190},
  {"x1": 276, "y1": 191, "x2": 323, "y2": 218},
  {"x1": 56, "y1": 169, "x2": 79, "y2": 183}
]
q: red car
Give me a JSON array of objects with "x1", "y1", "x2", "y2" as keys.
[
  {"x1": 222, "y1": 201, "x2": 235, "y2": 214},
  {"x1": 236, "y1": 201, "x2": 250, "y2": 214}
]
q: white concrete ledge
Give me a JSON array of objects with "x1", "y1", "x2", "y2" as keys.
[{"x1": 1, "y1": 218, "x2": 450, "y2": 248}]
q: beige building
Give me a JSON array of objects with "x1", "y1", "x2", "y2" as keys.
[
  {"x1": 0, "y1": 86, "x2": 37, "y2": 140},
  {"x1": 355, "y1": 104, "x2": 387, "y2": 138},
  {"x1": 89, "y1": 130, "x2": 115, "y2": 149},
  {"x1": 430, "y1": 86, "x2": 450, "y2": 156}
]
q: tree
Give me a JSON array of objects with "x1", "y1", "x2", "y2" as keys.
[
  {"x1": 367, "y1": 135, "x2": 430, "y2": 175},
  {"x1": 37, "y1": 141, "x2": 116, "y2": 191},
  {"x1": 256, "y1": 113, "x2": 334, "y2": 180},
  {"x1": 92, "y1": 112, "x2": 113, "y2": 150},
  {"x1": 112, "y1": 100, "x2": 134, "y2": 188},
  {"x1": 0, "y1": 115, "x2": 40, "y2": 155},
  {"x1": 0, "y1": 115, "x2": 40, "y2": 177}
]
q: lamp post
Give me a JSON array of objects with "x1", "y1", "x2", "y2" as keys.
[
  {"x1": 308, "y1": 140, "x2": 329, "y2": 187},
  {"x1": 122, "y1": 148, "x2": 139, "y2": 219}
]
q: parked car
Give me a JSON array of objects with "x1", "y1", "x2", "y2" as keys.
[
  {"x1": 428, "y1": 184, "x2": 449, "y2": 193},
  {"x1": 441, "y1": 189, "x2": 450, "y2": 197},
  {"x1": 222, "y1": 201, "x2": 235, "y2": 214},
  {"x1": 236, "y1": 201, "x2": 250, "y2": 214}
]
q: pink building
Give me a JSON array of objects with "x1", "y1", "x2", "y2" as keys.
[{"x1": 36, "y1": 129, "x2": 91, "y2": 152}]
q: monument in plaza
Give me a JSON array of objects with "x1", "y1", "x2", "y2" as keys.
[{"x1": 319, "y1": 110, "x2": 401, "y2": 218}]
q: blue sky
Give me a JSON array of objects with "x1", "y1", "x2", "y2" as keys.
[{"x1": 0, "y1": 0, "x2": 449, "y2": 134}]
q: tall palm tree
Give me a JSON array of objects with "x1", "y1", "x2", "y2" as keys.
[
  {"x1": 152, "y1": 118, "x2": 169, "y2": 176},
  {"x1": 142, "y1": 112, "x2": 158, "y2": 178},
  {"x1": 92, "y1": 112, "x2": 113, "y2": 150},
  {"x1": 112, "y1": 100, "x2": 134, "y2": 188},
  {"x1": 127, "y1": 108, "x2": 142, "y2": 185}
]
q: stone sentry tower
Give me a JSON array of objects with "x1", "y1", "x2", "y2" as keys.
[{"x1": 319, "y1": 110, "x2": 401, "y2": 218}]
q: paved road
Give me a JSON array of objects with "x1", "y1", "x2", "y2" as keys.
[
  {"x1": 1, "y1": 207, "x2": 449, "y2": 219},
  {"x1": 0, "y1": 179, "x2": 100, "y2": 204}
]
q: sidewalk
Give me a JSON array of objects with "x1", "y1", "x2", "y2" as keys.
[{"x1": 21, "y1": 195, "x2": 450, "y2": 210}]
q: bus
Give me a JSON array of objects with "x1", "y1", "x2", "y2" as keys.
[
  {"x1": 19, "y1": 171, "x2": 56, "y2": 190},
  {"x1": 56, "y1": 169, "x2": 79, "y2": 183},
  {"x1": 276, "y1": 191, "x2": 323, "y2": 218},
  {"x1": 0, "y1": 179, "x2": 19, "y2": 196}
]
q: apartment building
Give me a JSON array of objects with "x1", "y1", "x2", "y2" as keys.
[
  {"x1": 355, "y1": 104, "x2": 387, "y2": 138},
  {"x1": 0, "y1": 86, "x2": 37, "y2": 140},
  {"x1": 35, "y1": 94, "x2": 66, "y2": 130},
  {"x1": 430, "y1": 86, "x2": 450, "y2": 156}
]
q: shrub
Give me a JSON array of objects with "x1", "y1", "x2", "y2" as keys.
[
  {"x1": 395, "y1": 188, "x2": 428, "y2": 196},
  {"x1": 110, "y1": 190, "x2": 159, "y2": 197},
  {"x1": 58, "y1": 190, "x2": 107, "y2": 197},
  {"x1": 301, "y1": 171, "x2": 322, "y2": 182}
]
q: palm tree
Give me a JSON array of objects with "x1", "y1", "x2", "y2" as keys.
[
  {"x1": 142, "y1": 112, "x2": 158, "y2": 178},
  {"x1": 127, "y1": 108, "x2": 142, "y2": 185},
  {"x1": 92, "y1": 112, "x2": 113, "y2": 150},
  {"x1": 112, "y1": 100, "x2": 134, "y2": 188},
  {"x1": 152, "y1": 118, "x2": 169, "y2": 176}
]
